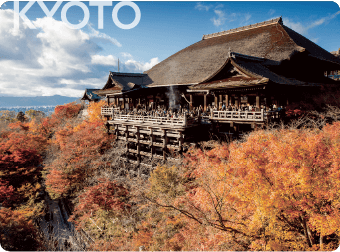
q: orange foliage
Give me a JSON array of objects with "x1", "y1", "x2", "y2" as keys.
[
  {"x1": 45, "y1": 112, "x2": 114, "y2": 198},
  {"x1": 54, "y1": 102, "x2": 81, "y2": 119},
  {"x1": 0, "y1": 208, "x2": 44, "y2": 251},
  {"x1": 146, "y1": 123, "x2": 340, "y2": 250},
  {"x1": 69, "y1": 179, "x2": 131, "y2": 229}
]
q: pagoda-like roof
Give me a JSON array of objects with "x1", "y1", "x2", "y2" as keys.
[{"x1": 143, "y1": 17, "x2": 340, "y2": 87}]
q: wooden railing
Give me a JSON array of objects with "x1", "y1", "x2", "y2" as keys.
[
  {"x1": 211, "y1": 110, "x2": 265, "y2": 121},
  {"x1": 110, "y1": 114, "x2": 189, "y2": 127},
  {"x1": 102, "y1": 107, "x2": 282, "y2": 126},
  {"x1": 101, "y1": 107, "x2": 119, "y2": 116},
  {"x1": 211, "y1": 110, "x2": 281, "y2": 122}
]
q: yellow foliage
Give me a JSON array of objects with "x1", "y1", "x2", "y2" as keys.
[{"x1": 87, "y1": 100, "x2": 106, "y2": 123}]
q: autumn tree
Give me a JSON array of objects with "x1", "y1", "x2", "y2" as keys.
[
  {"x1": 44, "y1": 101, "x2": 114, "y2": 199},
  {"x1": 145, "y1": 123, "x2": 340, "y2": 251}
]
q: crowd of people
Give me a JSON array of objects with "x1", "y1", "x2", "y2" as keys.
[
  {"x1": 112, "y1": 104, "x2": 200, "y2": 119},
  {"x1": 108, "y1": 102, "x2": 285, "y2": 119},
  {"x1": 211, "y1": 103, "x2": 285, "y2": 113}
]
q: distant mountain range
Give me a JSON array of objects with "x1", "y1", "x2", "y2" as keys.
[{"x1": 0, "y1": 95, "x2": 80, "y2": 107}]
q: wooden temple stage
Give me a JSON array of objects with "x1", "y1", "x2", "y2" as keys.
[{"x1": 101, "y1": 107, "x2": 282, "y2": 165}]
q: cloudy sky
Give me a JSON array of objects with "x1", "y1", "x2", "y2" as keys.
[{"x1": 0, "y1": 1, "x2": 339, "y2": 97}]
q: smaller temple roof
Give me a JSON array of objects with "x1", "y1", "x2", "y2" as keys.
[
  {"x1": 81, "y1": 89, "x2": 103, "y2": 101},
  {"x1": 190, "y1": 52, "x2": 326, "y2": 91},
  {"x1": 96, "y1": 72, "x2": 147, "y2": 96}
]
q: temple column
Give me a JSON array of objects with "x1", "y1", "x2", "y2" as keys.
[
  {"x1": 219, "y1": 94, "x2": 223, "y2": 109},
  {"x1": 256, "y1": 96, "x2": 260, "y2": 109},
  {"x1": 154, "y1": 95, "x2": 157, "y2": 109},
  {"x1": 133, "y1": 98, "x2": 137, "y2": 109},
  {"x1": 190, "y1": 95, "x2": 193, "y2": 110},
  {"x1": 144, "y1": 97, "x2": 147, "y2": 109},
  {"x1": 235, "y1": 96, "x2": 239, "y2": 108},
  {"x1": 225, "y1": 94, "x2": 229, "y2": 106},
  {"x1": 204, "y1": 94, "x2": 207, "y2": 111},
  {"x1": 122, "y1": 95, "x2": 126, "y2": 109},
  {"x1": 214, "y1": 95, "x2": 218, "y2": 110}
]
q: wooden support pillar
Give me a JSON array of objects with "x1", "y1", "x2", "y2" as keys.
[
  {"x1": 162, "y1": 129, "x2": 167, "y2": 161},
  {"x1": 214, "y1": 95, "x2": 218, "y2": 109},
  {"x1": 122, "y1": 95, "x2": 126, "y2": 109},
  {"x1": 138, "y1": 98, "x2": 141, "y2": 105},
  {"x1": 114, "y1": 125, "x2": 119, "y2": 136},
  {"x1": 219, "y1": 94, "x2": 222, "y2": 109},
  {"x1": 178, "y1": 132, "x2": 183, "y2": 153},
  {"x1": 107, "y1": 96, "x2": 110, "y2": 105},
  {"x1": 150, "y1": 129, "x2": 154, "y2": 157},
  {"x1": 136, "y1": 126, "x2": 140, "y2": 165},
  {"x1": 125, "y1": 125, "x2": 129, "y2": 161},
  {"x1": 204, "y1": 94, "x2": 207, "y2": 111},
  {"x1": 105, "y1": 122, "x2": 110, "y2": 134},
  {"x1": 225, "y1": 94, "x2": 229, "y2": 106},
  {"x1": 256, "y1": 96, "x2": 260, "y2": 109},
  {"x1": 190, "y1": 94, "x2": 193, "y2": 110},
  {"x1": 234, "y1": 123, "x2": 238, "y2": 133}
]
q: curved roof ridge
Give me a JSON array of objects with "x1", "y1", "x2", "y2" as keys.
[{"x1": 202, "y1": 17, "x2": 282, "y2": 40}]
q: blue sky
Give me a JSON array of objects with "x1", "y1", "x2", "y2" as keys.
[{"x1": 0, "y1": 1, "x2": 339, "y2": 97}]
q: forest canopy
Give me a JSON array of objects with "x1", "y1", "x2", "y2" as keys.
[{"x1": 0, "y1": 101, "x2": 339, "y2": 251}]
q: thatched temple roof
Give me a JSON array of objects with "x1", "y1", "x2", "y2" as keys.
[{"x1": 143, "y1": 17, "x2": 340, "y2": 87}]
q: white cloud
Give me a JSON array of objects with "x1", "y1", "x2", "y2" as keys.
[
  {"x1": 211, "y1": 9, "x2": 226, "y2": 27},
  {"x1": 91, "y1": 55, "x2": 118, "y2": 66},
  {"x1": 0, "y1": 9, "x2": 159, "y2": 97},
  {"x1": 121, "y1": 52, "x2": 133, "y2": 59},
  {"x1": 309, "y1": 10, "x2": 340, "y2": 29},
  {"x1": 215, "y1": 4, "x2": 224, "y2": 9},
  {"x1": 284, "y1": 11, "x2": 340, "y2": 36},
  {"x1": 268, "y1": 9, "x2": 275, "y2": 16},
  {"x1": 125, "y1": 57, "x2": 159, "y2": 72},
  {"x1": 244, "y1": 13, "x2": 251, "y2": 22},
  {"x1": 195, "y1": 2, "x2": 212, "y2": 11},
  {"x1": 311, "y1": 38, "x2": 320, "y2": 43},
  {"x1": 283, "y1": 18, "x2": 309, "y2": 35},
  {"x1": 87, "y1": 23, "x2": 122, "y2": 47}
]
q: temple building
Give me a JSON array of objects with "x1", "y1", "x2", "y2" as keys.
[
  {"x1": 87, "y1": 17, "x2": 340, "y2": 164},
  {"x1": 92, "y1": 17, "x2": 340, "y2": 112}
]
